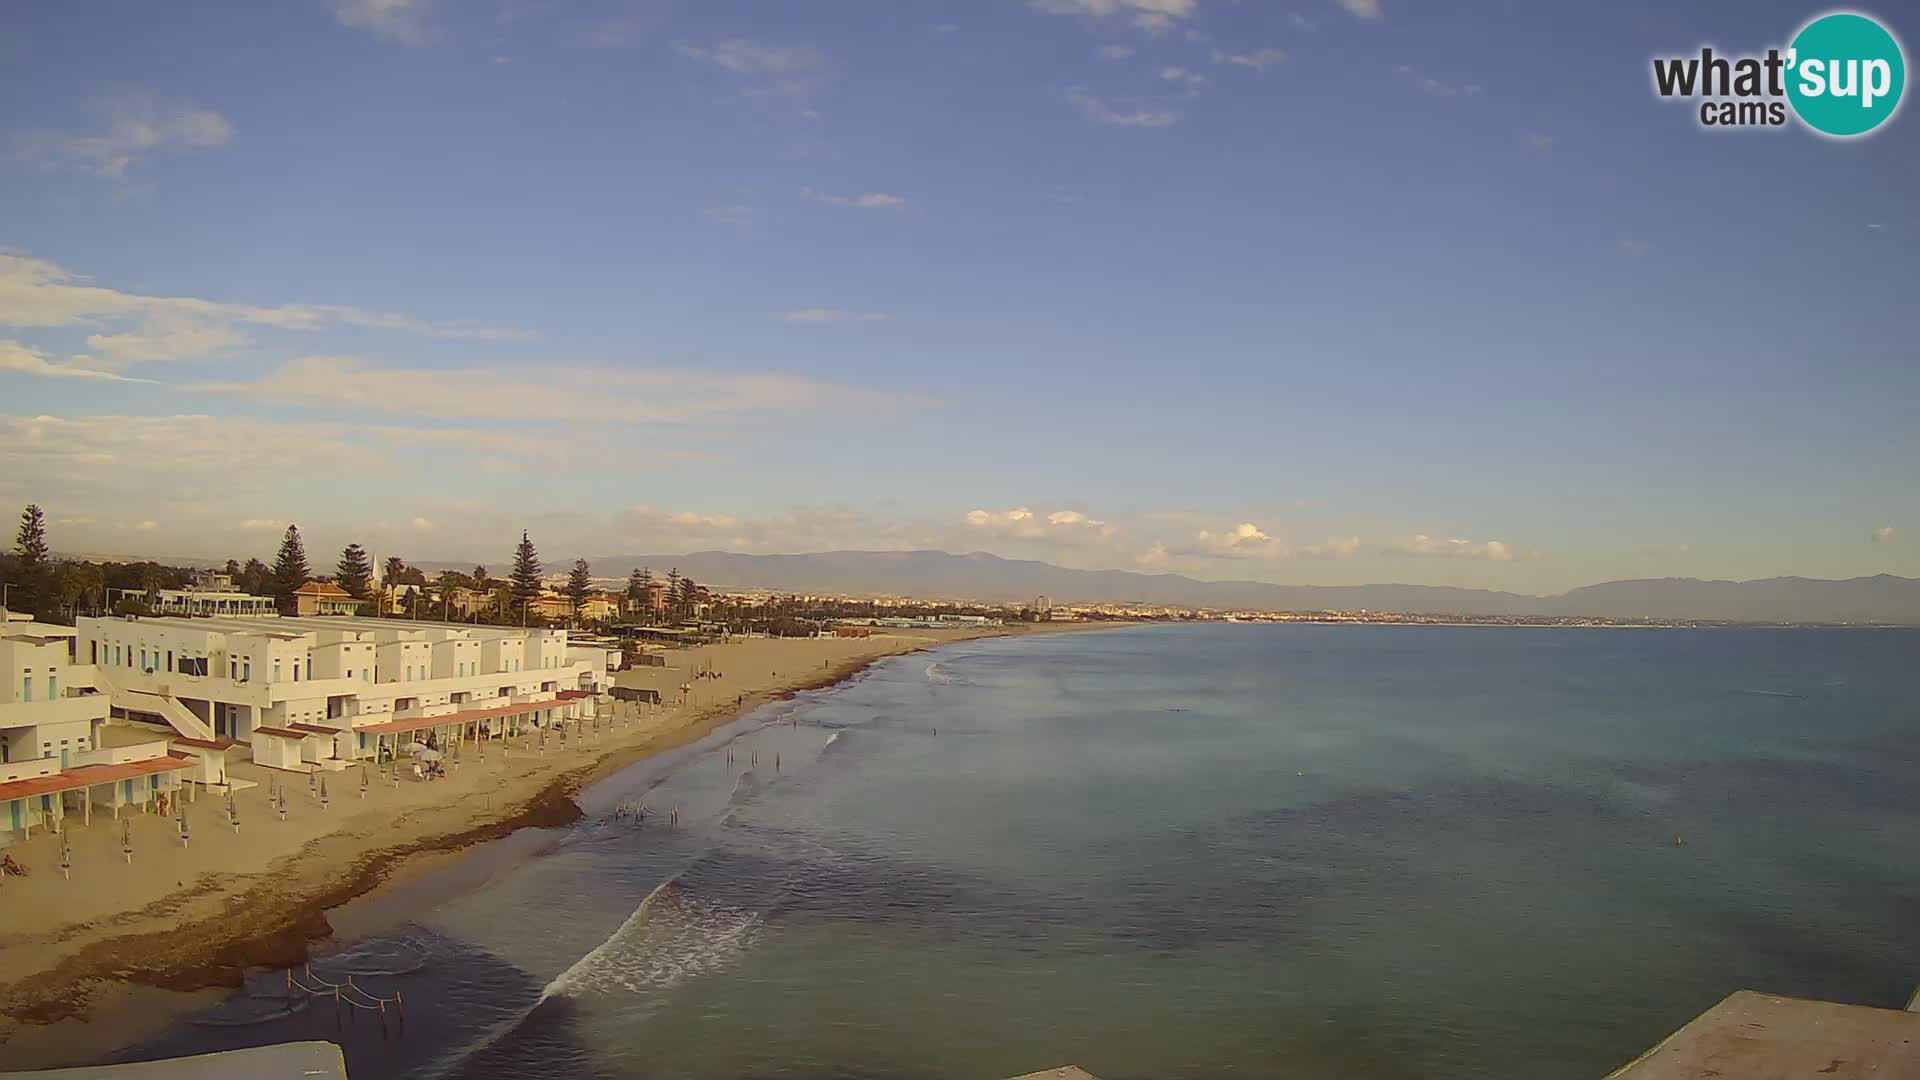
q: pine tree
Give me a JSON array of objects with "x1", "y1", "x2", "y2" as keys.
[
  {"x1": 665, "y1": 568, "x2": 681, "y2": 624},
  {"x1": 223, "y1": 558, "x2": 241, "y2": 578},
  {"x1": 625, "y1": 567, "x2": 647, "y2": 607},
  {"x1": 12, "y1": 504, "x2": 50, "y2": 616},
  {"x1": 383, "y1": 556, "x2": 406, "y2": 587},
  {"x1": 567, "y1": 559, "x2": 593, "y2": 623},
  {"x1": 271, "y1": 525, "x2": 311, "y2": 613},
  {"x1": 676, "y1": 575, "x2": 699, "y2": 623},
  {"x1": 471, "y1": 565, "x2": 490, "y2": 589},
  {"x1": 337, "y1": 544, "x2": 374, "y2": 600},
  {"x1": 510, "y1": 531, "x2": 542, "y2": 608}
]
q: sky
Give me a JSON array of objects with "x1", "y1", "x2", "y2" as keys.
[{"x1": 1, "y1": 0, "x2": 1915, "y2": 594}]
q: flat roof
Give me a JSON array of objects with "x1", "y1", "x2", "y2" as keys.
[
  {"x1": 252, "y1": 726, "x2": 316, "y2": 740},
  {"x1": 171, "y1": 736, "x2": 236, "y2": 751},
  {"x1": 356, "y1": 696, "x2": 566, "y2": 736},
  {"x1": 1606, "y1": 991, "x2": 1920, "y2": 1079},
  {"x1": 0, "y1": 752, "x2": 193, "y2": 803}
]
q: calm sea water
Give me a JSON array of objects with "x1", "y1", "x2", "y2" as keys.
[{"x1": 120, "y1": 624, "x2": 1920, "y2": 1079}]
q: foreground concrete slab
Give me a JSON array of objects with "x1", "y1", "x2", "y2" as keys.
[
  {"x1": 0, "y1": 1041, "x2": 346, "y2": 1080},
  {"x1": 1607, "y1": 990, "x2": 1920, "y2": 1079}
]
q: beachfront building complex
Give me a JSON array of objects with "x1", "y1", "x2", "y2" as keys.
[
  {"x1": 1, "y1": 616, "x2": 193, "y2": 845},
  {"x1": 70, "y1": 615, "x2": 615, "y2": 763}
]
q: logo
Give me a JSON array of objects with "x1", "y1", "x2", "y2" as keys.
[{"x1": 1651, "y1": 10, "x2": 1906, "y2": 137}]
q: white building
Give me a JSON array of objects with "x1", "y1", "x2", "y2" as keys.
[
  {"x1": 72, "y1": 614, "x2": 614, "y2": 769},
  {"x1": 149, "y1": 588, "x2": 279, "y2": 618},
  {"x1": 2, "y1": 618, "x2": 189, "y2": 846}
]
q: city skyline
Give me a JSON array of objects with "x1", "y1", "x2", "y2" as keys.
[{"x1": 2, "y1": 0, "x2": 1915, "y2": 593}]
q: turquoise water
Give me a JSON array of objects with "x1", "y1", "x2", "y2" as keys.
[{"x1": 127, "y1": 624, "x2": 1920, "y2": 1078}]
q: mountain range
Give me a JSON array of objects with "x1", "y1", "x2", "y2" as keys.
[{"x1": 569, "y1": 549, "x2": 1919, "y2": 625}]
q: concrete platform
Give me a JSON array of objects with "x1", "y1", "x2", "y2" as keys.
[
  {"x1": 1607, "y1": 990, "x2": 1920, "y2": 1079},
  {"x1": 0, "y1": 1041, "x2": 346, "y2": 1080},
  {"x1": 1007, "y1": 1070, "x2": 1097, "y2": 1080}
]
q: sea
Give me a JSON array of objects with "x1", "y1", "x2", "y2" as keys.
[{"x1": 112, "y1": 623, "x2": 1920, "y2": 1079}]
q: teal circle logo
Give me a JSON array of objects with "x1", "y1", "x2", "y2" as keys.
[{"x1": 1786, "y1": 11, "x2": 1906, "y2": 137}]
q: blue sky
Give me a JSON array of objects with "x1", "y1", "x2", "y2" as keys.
[{"x1": 1, "y1": 0, "x2": 1914, "y2": 592}]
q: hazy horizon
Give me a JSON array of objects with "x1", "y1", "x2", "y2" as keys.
[{"x1": 3, "y1": 1, "x2": 1913, "y2": 593}]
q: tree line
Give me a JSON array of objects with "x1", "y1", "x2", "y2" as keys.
[{"x1": 1, "y1": 505, "x2": 708, "y2": 630}]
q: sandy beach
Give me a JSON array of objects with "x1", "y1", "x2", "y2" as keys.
[{"x1": 0, "y1": 624, "x2": 1099, "y2": 1069}]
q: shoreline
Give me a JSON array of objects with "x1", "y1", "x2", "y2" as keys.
[{"x1": 0, "y1": 623, "x2": 1117, "y2": 1069}]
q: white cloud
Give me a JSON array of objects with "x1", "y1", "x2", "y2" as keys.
[
  {"x1": 673, "y1": 39, "x2": 823, "y2": 75},
  {"x1": 13, "y1": 95, "x2": 233, "y2": 179},
  {"x1": 1178, "y1": 521, "x2": 1288, "y2": 559},
  {"x1": 1301, "y1": 535, "x2": 1362, "y2": 559},
  {"x1": 1872, "y1": 525, "x2": 1895, "y2": 544},
  {"x1": 1032, "y1": 0, "x2": 1197, "y2": 22},
  {"x1": 240, "y1": 519, "x2": 288, "y2": 531},
  {"x1": 195, "y1": 355, "x2": 910, "y2": 423},
  {"x1": 0, "y1": 253, "x2": 524, "y2": 362},
  {"x1": 1065, "y1": 87, "x2": 1179, "y2": 127},
  {"x1": 782, "y1": 308, "x2": 888, "y2": 323},
  {"x1": 1335, "y1": 0, "x2": 1382, "y2": 18},
  {"x1": 1617, "y1": 239, "x2": 1650, "y2": 258},
  {"x1": 1211, "y1": 47, "x2": 1288, "y2": 70},
  {"x1": 0, "y1": 339, "x2": 154, "y2": 383},
  {"x1": 1384, "y1": 534, "x2": 1514, "y2": 561},
  {"x1": 133, "y1": 520, "x2": 158, "y2": 531},
  {"x1": 1136, "y1": 541, "x2": 1169, "y2": 565},
  {"x1": 411, "y1": 516, "x2": 435, "y2": 531},
  {"x1": 329, "y1": 0, "x2": 433, "y2": 45},
  {"x1": 85, "y1": 315, "x2": 245, "y2": 363},
  {"x1": 933, "y1": 23, "x2": 959, "y2": 35},
  {"x1": 673, "y1": 39, "x2": 826, "y2": 97},
  {"x1": 965, "y1": 507, "x2": 1116, "y2": 544},
  {"x1": 1099, "y1": 45, "x2": 1136, "y2": 60},
  {"x1": 803, "y1": 190, "x2": 908, "y2": 210},
  {"x1": 1526, "y1": 133, "x2": 1554, "y2": 150},
  {"x1": 1160, "y1": 66, "x2": 1206, "y2": 86},
  {"x1": 1394, "y1": 65, "x2": 1481, "y2": 97}
]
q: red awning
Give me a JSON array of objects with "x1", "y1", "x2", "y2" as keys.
[
  {"x1": 0, "y1": 752, "x2": 195, "y2": 803},
  {"x1": 556, "y1": 689, "x2": 594, "y2": 700},
  {"x1": 356, "y1": 697, "x2": 566, "y2": 736}
]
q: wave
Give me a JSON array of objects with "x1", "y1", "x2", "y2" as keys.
[
  {"x1": 1733, "y1": 688, "x2": 1803, "y2": 698},
  {"x1": 426, "y1": 873, "x2": 760, "y2": 1080},
  {"x1": 925, "y1": 661, "x2": 953, "y2": 685}
]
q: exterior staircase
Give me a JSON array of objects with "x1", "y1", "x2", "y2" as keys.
[{"x1": 89, "y1": 667, "x2": 217, "y2": 741}]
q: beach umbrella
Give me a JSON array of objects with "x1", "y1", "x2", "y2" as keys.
[
  {"x1": 404, "y1": 741, "x2": 431, "y2": 754},
  {"x1": 415, "y1": 748, "x2": 444, "y2": 762}
]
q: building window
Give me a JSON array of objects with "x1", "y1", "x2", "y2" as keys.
[
  {"x1": 274, "y1": 659, "x2": 282, "y2": 682},
  {"x1": 48, "y1": 674, "x2": 57, "y2": 701},
  {"x1": 21, "y1": 676, "x2": 30, "y2": 701}
]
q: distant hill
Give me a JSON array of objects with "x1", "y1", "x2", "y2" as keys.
[{"x1": 565, "y1": 549, "x2": 1919, "y2": 624}]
